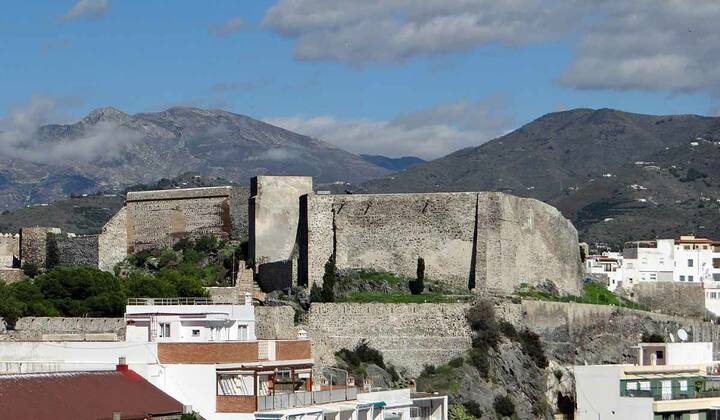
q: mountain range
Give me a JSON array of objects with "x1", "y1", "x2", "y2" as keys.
[
  {"x1": 0, "y1": 107, "x2": 387, "y2": 211},
  {"x1": 3, "y1": 105, "x2": 720, "y2": 247},
  {"x1": 363, "y1": 108, "x2": 720, "y2": 247}
]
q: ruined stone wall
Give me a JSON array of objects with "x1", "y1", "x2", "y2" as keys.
[
  {"x1": 285, "y1": 300, "x2": 720, "y2": 378},
  {"x1": 302, "y1": 192, "x2": 583, "y2": 295},
  {"x1": 0, "y1": 269, "x2": 25, "y2": 284},
  {"x1": 125, "y1": 186, "x2": 234, "y2": 253},
  {"x1": 0, "y1": 234, "x2": 19, "y2": 268},
  {"x1": 1, "y1": 317, "x2": 125, "y2": 342},
  {"x1": 250, "y1": 176, "x2": 313, "y2": 289},
  {"x1": 19, "y1": 227, "x2": 60, "y2": 271},
  {"x1": 254, "y1": 306, "x2": 297, "y2": 340},
  {"x1": 47, "y1": 234, "x2": 99, "y2": 269},
  {"x1": 303, "y1": 303, "x2": 473, "y2": 377},
  {"x1": 229, "y1": 187, "x2": 250, "y2": 243},
  {"x1": 630, "y1": 282, "x2": 706, "y2": 318},
  {"x1": 98, "y1": 206, "x2": 128, "y2": 272}
]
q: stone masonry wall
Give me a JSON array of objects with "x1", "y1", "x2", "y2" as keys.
[
  {"x1": 0, "y1": 317, "x2": 125, "y2": 342},
  {"x1": 250, "y1": 176, "x2": 313, "y2": 289},
  {"x1": 0, "y1": 234, "x2": 19, "y2": 268},
  {"x1": 302, "y1": 192, "x2": 583, "y2": 295},
  {"x1": 288, "y1": 300, "x2": 720, "y2": 378},
  {"x1": 19, "y1": 227, "x2": 60, "y2": 271},
  {"x1": 125, "y1": 186, "x2": 234, "y2": 253},
  {"x1": 48, "y1": 234, "x2": 99, "y2": 269},
  {"x1": 254, "y1": 306, "x2": 297, "y2": 340},
  {"x1": 98, "y1": 206, "x2": 128, "y2": 272},
  {"x1": 303, "y1": 303, "x2": 473, "y2": 377},
  {"x1": 229, "y1": 187, "x2": 250, "y2": 243},
  {"x1": 630, "y1": 282, "x2": 706, "y2": 318}
]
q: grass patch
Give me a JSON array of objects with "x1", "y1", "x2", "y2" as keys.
[
  {"x1": 518, "y1": 282, "x2": 647, "y2": 310},
  {"x1": 337, "y1": 291, "x2": 471, "y2": 303}
]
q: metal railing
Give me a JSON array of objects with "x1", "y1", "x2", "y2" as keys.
[
  {"x1": 257, "y1": 388, "x2": 358, "y2": 411},
  {"x1": 626, "y1": 389, "x2": 720, "y2": 401},
  {"x1": 127, "y1": 297, "x2": 222, "y2": 305}
]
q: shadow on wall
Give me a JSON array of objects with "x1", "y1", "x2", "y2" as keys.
[{"x1": 256, "y1": 260, "x2": 293, "y2": 292}]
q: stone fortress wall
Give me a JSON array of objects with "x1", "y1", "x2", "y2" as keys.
[
  {"x1": 1, "y1": 186, "x2": 250, "y2": 278},
  {"x1": 302, "y1": 191, "x2": 583, "y2": 294},
  {"x1": 125, "y1": 186, "x2": 238, "y2": 253},
  {"x1": 0, "y1": 234, "x2": 19, "y2": 268}
]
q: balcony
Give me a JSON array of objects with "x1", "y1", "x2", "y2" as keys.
[
  {"x1": 256, "y1": 388, "x2": 359, "y2": 411},
  {"x1": 625, "y1": 389, "x2": 720, "y2": 401},
  {"x1": 157, "y1": 340, "x2": 311, "y2": 364}
]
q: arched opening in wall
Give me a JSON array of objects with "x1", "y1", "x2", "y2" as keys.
[{"x1": 556, "y1": 393, "x2": 575, "y2": 419}]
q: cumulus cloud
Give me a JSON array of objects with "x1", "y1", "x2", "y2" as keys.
[
  {"x1": 0, "y1": 95, "x2": 141, "y2": 164},
  {"x1": 263, "y1": 0, "x2": 576, "y2": 63},
  {"x1": 264, "y1": 97, "x2": 514, "y2": 159},
  {"x1": 251, "y1": 148, "x2": 296, "y2": 161},
  {"x1": 263, "y1": 0, "x2": 720, "y2": 94},
  {"x1": 61, "y1": 0, "x2": 108, "y2": 21},
  {"x1": 558, "y1": 1, "x2": 720, "y2": 93},
  {"x1": 209, "y1": 16, "x2": 245, "y2": 36}
]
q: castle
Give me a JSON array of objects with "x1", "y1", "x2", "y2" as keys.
[{"x1": 0, "y1": 176, "x2": 584, "y2": 295}]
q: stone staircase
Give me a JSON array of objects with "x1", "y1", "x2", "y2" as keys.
[{"x1": 235, "y1": 261, "x2": 265, "y2": 301}]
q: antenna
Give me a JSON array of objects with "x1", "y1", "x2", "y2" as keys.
[{"x1": 677, "y1": 328, "x2": 688, "y2": 342}]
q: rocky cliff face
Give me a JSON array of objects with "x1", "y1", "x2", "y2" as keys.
[{"x1": 0, "y1": 107, "x2": 387, "y2": 210}]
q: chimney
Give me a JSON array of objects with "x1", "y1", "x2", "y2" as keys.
[
  {"x1": 116, "y1": 356, "x2": 128, "y2": 372},
  {"x1": 244, "y1": 292, "x2": 252, "y2": 306},
  {"x1": 112, "y1": 412, "x2": 121, "y2": 420}
]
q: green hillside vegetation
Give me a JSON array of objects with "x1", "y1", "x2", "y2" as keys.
[{"x1": 0, "y1": 235, "x2": 247, "y2": 328}]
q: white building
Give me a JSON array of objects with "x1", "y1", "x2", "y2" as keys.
[
  {"x1": 0, "y1": 296, "x2": 447, "y2": 420},
  {"x1": 575, "y1": 341, "x2": 720, "y2": 420},
  {"x1": 585, "y1": 252, "x2": 624, "y2": 291},
  {"x1": 622, "y1": 239, "x2": 675, "y2": 286}
]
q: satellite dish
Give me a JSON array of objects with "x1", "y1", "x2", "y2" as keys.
[{"x1": 678, "y1": 328, "x2": 689, "y2": 342}]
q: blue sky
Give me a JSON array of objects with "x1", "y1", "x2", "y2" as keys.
[{"x1": 1, "y1": 0, "x2": 719, "y2": 159}]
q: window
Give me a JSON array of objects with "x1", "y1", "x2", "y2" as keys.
[
  {"x1": 712, "y1": 293, "x2": 718, "y2": 299},
  {"x1": 159, "y1": 323, "x2": 170, "y2": 338},
  {"x1": 626, "y1": 382, "x2": 638, "y2": 390},
  {"x1": 714, "y1": 273, "x2": 720, "y2": 282},
  {"x1": 191, "y1": 329, "x2": 200, "y2": 337},
  {"x1": 714, "y1": 258, "x2": 720, "y2": 269},
  {"x1": 684, "y1": 245, "x2": 691, "y2": 250},
  {"x1": 649, "y1": 273, "x2": 657, "y2": 280},
  {"x1": 688, "y1": 259, "x2": 694, "y2": 267},
  {"x1": 238, "y1": 324, "x2": 248, "y2": 341},
  {"x1": 679, "y1": 380, "x2": 688, "y2": 391},
  {"x1": 627, "y1": 263, "x2": 634, "y2": 269},
  {"x1": 659, "y1": 257, "x2": 665, "y2": 265},
  {"x1": 639, "y1": 381, "x2": 651, "y2": 391},
  {"x1": 680, "y1": 275, "x2": 686, "y2": 282},
  {"x1": 656, "y1": 350, "x2": 664, "y2": 359},
  {"x1": 689, "y1": 275, "x2": 694, "y2": 282}
]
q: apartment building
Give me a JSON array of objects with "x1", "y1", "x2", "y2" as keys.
[
  {"x1": 585, "y1": 252, "x2": 624, "y2": 291},
  {"x1": 0, "y1": 296, "x2": 447, "y2": 420},
  {"x1": 575, "y1": 341, "x2": 720, "y2": 420}
]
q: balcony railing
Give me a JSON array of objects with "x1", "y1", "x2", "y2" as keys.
[
  {"x1": 127, "y1": 297, "x2": 222, "y2": 305},
  {"x1": 626, "y1": 390, "x2": 720, "y2": 401},
  {"x1": 257, "y1": 388, "x2": 358, "y2": 411}
]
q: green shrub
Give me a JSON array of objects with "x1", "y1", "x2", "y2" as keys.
[
  {"x1": 448, "y1": 357, "x2": 464, "y2": 368},
  {"x1": 409, "y1": 257, "x2": 425, "y2": 295},
  {"x1": 449, "y1": 404, "x2": 476, "y2": 420},
  {"x1": 468, "y1": 347, "x2": 490, "y2": 378},
  {"x1": 494, "y1": 395, "x2": 515, "y2": 417},
  {"x1": 466, "y1": 300, "x2": 499, "y2": 350},
  {"x1": 321, "y1": 254, "x2": 337, "y2": 302},
  {"x1": 21, "y1": 262, "x2": 39, "y2": 278},
  {"x1": 641, "y1": 332, "x2": 665, "y2": 343},
  {"x1": 554, "y1": 369, "x2": 564, "y2": 380},
  {"x1": 462, "y1": 401, "x2": 483, "y2": 418},
  {"x1": 422, "y1": 364, "x2": 436, "y2": 375},
  {"x1": 498, "y1": 321, "x2": 517, "y2": 339},
  {"x1": 309, "y1": 283, "x2": 323, "y2": 302},
  {"x1": 519, "y1": 329, "x2": 548, "y2": 369}
]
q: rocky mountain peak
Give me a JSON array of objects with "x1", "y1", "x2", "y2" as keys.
[{"x1": 83, "y1": 107, "x2": 130, "y2": 125}]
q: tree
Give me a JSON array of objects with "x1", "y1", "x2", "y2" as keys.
[
  {"x1": 321, "y1": 253, "x2": 337, "y2": 302},
  {"x1": 409, "y1": 257, "x2": 425, "y2": 295},
  {"x1": 22, "y1": 262, "x2": 39, "y2": 278},
  {"x1": 309, "y1": 283, "x2": 323, "y2": 302}
]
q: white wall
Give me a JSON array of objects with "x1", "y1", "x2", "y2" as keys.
[
  {"x1": 574, "y1": 365, "x2": 653, "y2": 420},
  {"x1": 666, "y1": 342, "x2": 713, "y2": 364}
]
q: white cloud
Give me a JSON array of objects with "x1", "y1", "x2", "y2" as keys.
[
  {"x1": 264, "y1": 0, "x2": 720, "y2": 94},
  {"x1": 209, "y1": 16, "x2": 244, "y2": 36},
  {"x1": 558, "y1": 1, "x2": 720, "y2": 93},
  {"x1": 264, "y1": 97, "x2": 514, "y2": 159},
  {"x1": 264, "y1": 0, "x2": 576, "y2": 63},
  {"x1": 61, "y1": 0, "x2": 108, "y2": 21},
  {"x1": 0, "y1": 95, "x2": 141, "y2": 164}
]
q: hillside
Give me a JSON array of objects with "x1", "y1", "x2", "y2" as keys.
[
  {"x1": 360, "y1": 155, "x2": 425, "y2": 171},
  {"x1": 363, "y1": 108, "x2": 720, "y2": 245},
  {"x1": 0, "y1": 107, "x2": 387, "y2": 211}
]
